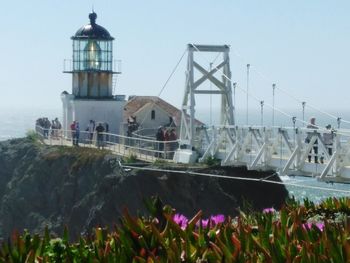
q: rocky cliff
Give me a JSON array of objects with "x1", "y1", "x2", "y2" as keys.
[{"x1": 0, "y1": 137, "x2": 288, "y2": 239}]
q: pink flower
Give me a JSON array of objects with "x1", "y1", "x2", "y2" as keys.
[
  {"x1": 262, "y1": 208, "x2": 276, "y2": 214},
  {"x1": 302, "y1": 222, "x2": 324, "y2": 232},
  {"x1": 196, "y1": 219, "x2": 209, "y2": 228},
  {"x1": 302, "y1": 222, "x2": 313, "y2": 230},
  {"x1": 173, "y1": 214, "x2": 188, "y2": 230},
  {"x1": 316, "y1": 222, "x2": 325, "y2": 231},
  {"x1": 210, "y1": 214, "x2": 225, "y2": 225}
]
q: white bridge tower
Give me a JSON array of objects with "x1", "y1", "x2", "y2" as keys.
[{"x1": 175, "y1": 44, "x2": 234, "y2": 163}]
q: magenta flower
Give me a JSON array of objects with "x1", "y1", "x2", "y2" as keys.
[
  {"x1": 303, "y1": 222, "x2": 313, "y2": 230},
  {"x1": 196, "y1": 219, "x2": 210, "y2": 228},
  {"x1": 316, "y1": 222, "x2": 325, "y2": 231},
  {"x1": 262, "y1": 208, "x2": 276, "y2": 214},
  {"x1": 210, "y1": 214, "x2": 225, "y2": 225},
  {"x1": 303, "y1": 222, "x2": 324, "y2": 232},
  {"x1": 173, "y1": 214, "x2": 188, "y2": 230}
]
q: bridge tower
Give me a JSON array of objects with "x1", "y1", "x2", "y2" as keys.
[{"x1": 175, "y1": 44, "x2": 234, "y2": 163}]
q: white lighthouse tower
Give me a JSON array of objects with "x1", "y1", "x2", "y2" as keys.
[{"x1": 61, "y1": 12, "x2": 125, "y2": 135}]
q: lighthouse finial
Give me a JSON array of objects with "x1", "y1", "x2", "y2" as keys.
[{"x1": 89, "y1": 10, "x2": 97, "y2": 25}]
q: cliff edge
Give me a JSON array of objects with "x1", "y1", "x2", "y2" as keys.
[{"x1": 0, "y1": 137, "x2": 288, "y2": 239}]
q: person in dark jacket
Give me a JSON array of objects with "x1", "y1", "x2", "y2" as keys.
[
  {"x1": 95, "y1": 123, "x2": 105, "y2": 149},
  {"x1": 155, "y1": 126, "x2": 165, "y2": 157}
]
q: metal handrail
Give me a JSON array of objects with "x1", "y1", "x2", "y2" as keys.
[{"x1": 35, "y1": 125, "x2": 178, "y2": 161}]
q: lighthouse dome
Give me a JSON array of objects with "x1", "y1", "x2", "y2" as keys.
[{"x1": 72, "y1": 12, "x2": 114, "y2": 40}]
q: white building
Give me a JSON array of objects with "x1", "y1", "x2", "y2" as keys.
[
  {"x1": 123, "y1": 96, "x2": 203, "y2": 136},
  {"x1": 61, "y1": 12, "x2": 125, "y2": 135}
]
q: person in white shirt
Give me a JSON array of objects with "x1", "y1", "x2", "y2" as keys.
[{"x1": 323, "y1": 124, "x2": 334, "y2": 156}]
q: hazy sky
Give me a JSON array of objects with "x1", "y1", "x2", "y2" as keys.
[{"x1": 1, "y1": 0, "x2": 350, "y2": 118}]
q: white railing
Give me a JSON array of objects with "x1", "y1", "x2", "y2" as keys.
[
  {"x1": 194, "y1": 125, "x2": 350, "y2": 182},
  {"x1": 35, "y1": 126, "x2": 179, "y2": 161},
  {"x1": 36, "y1": 123, "x2": 350, "y2": 181}
]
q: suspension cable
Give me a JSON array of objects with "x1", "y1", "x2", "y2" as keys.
[
  {"x1": 190, "y1": 44, "x2": 347, "y2": 131},
  {"x1": 136, "y1": 48, "x2": 187, "y2": 129},
  {"x1": 228, "y1": 47, "x2": 350, "y2": 125},
  {"x1": 190, "y1": 44, "x2": 307, "y2": 127},
  {"x1": 119, "y1": 163, "x2": 350, "y2": 194}
]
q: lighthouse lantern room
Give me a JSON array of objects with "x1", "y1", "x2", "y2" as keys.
[{"x1": 61, "y1": 12, "x2": 125, "y2": 136}]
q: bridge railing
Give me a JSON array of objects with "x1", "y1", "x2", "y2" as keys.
[
  {"x1": 194, "y1": 125, "x2": 350, "y2": 179},
  {"x1": 35, "y1": 126, "x2": 179, "y2": 161}
]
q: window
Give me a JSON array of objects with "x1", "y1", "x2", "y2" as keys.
[{"x1": 151, "y1": 110, "x2": 155, "y2": 120}]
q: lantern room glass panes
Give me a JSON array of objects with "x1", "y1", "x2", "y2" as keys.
[{"x1": 73, "y1": 39, "x2": 113, "y2": 71}]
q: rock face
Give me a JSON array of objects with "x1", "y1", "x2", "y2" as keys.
[{"x1": 0, "y1": 138, "x2": 288, "y2": 239}]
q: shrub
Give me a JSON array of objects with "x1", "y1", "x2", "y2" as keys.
[
  {"x1": 123, "y1": 153, "x2": 138, "y2": 164},
  {"x1": 2, "y1": 197, "x2": 350, "y2": 261},
  {"x1": 26, "y1": 130, "x2": 40, "y2": 142},
  {"x1": 203, "y1": 155, "x2": 220, "y2": 167}
]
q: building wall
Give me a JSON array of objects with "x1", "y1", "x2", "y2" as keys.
[
  {"x1": 61, "y1": 94, "x2": 125, "y2": 136},
  {"x1": 133, "y1": 104, "x2": 173, "y2": 129}
]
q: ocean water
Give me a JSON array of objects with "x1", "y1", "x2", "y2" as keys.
[
  {"x1": 0, "y1": 107, "x2": 61, "y2": 141},
  {"x1": 0, "y1": 106, "x2": 349, "y2": 203}
]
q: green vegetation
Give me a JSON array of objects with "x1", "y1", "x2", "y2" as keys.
[
  {"x1": 25, "y1": 130, "x2": 40, "y2": 143},
  {"x1": 2, "y1": 197, "x2": 350, "y2": 262},
  {"x1": 122, "y1": 153, "x2": 138, "y2": 164},
  {"x1": 203, "y1": 156, "x2": 221, "y2": 167}
]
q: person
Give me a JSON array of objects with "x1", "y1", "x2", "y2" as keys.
[
  {"x1": 51, "y1": 119, "x2": 56, "y2": 138},
  {"x1": 305, "y1": 117, "x2": 318, "y2": 163},
  {"x1": 95, "y1": 123, "x2": 105, "y2": 149},
  {"x1": 168, "y1": 128, "x2": 178, "y2": 159},
  {"x1": 105, "y1": 123, "x2": 109, "y2": 142},
  {"x1": 127, "y1": 116, "x2": 139, "y2": 146},
  {"x1": 43, "y1": 118, "x2": 51, "y2": 138},
  {"x1": 75, "y1": 121, "x2": 80, "y2": 146},
  {"x1": 155, "y1": 126, "x2": 165, "y2": 157},
  {"x1": 164, "y1": 128, "x2": 171, "y2": 159},
  {"x1": 323, "y1": 124, "x2": 334, "y2": 156},
  {"x1": 55, "y1": 118, "x2": 62, "y2": 138},
  {"x1": 87, "y1": 120, "x2": 95, "y2": 142},
  {"x1": 70, "y1": 121, "x2": 76, "y2": 146}
]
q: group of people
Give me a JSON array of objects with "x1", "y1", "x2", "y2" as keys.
[
  {"x1": 305, "y1": 117, "x2": 335, "y2": 163},
  {"x1": 155, "y1": 126, "x2": 178, "y2": 158},
  {"x1": 36, "y1": 117, "x2": 62, "y2": 138},
  {"x1": 70, "y1": 120, "x2": 106, "y2": 148}
]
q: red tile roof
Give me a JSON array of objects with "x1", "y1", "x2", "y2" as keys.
[{"x1": 123, "y1": 96, "x2": 203, "y2": 126}]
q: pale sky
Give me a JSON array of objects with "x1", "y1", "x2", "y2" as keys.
[{"x1": 1, "y1": 0, "x2": 350, "y2": 118}]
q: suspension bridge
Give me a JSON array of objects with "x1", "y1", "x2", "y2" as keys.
[{"x1": 37, "y1": 44, "x2": 350, "y2": 184}]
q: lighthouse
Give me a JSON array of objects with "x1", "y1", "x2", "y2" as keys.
[{"x1": 61, "y1": 12, "x2": 125, "y2": 135}]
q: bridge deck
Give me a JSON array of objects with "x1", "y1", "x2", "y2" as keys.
[{"x1": 37, "y1": 125, "x2": 350, "y2": 183}]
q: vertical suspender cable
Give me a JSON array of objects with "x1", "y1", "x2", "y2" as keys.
[
  {"x1": 209, "y1": 62, "x2": 213, "y2": 126},
  {"x1": 246, "y1": 64, "x2": 250, "y2": 125},
  {"x1": 272, "y1": 83, "x2": 276, "y2": 127},
  {"x1": 260, "y1": 101, "x2": 264, "y2": 126},
  {"x1": 292, "y1": 116, "x2": 296, "y2": 148},
  {"x1": 302, "y1": 102, "x2": 306, "y2": 127},
  {"x1": 233, "y1": 82, "x2": 237, "y2": 126}
]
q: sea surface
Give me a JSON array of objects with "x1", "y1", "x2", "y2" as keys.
[{"x1": 1, "y1": 107, "x2": 350, "y2": 203}]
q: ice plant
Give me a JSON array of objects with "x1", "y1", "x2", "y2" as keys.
[
  {"x1": 316, "y1": 222, "x2": 325, "y2": 231},
  {"x1": 210, "y1": 214, "x2": 225, "y2": 225},
  {"x1": 196, "y1": 219, "x2": 209, "y2": 228},
  {"x1": 262, "y1": 207, "x2": 276, "y2": 213},
  {"x1": 302, "y1": 222, "x2": 313, "y2": 230},
  {"x1": 173, "y1": 213, "x2": 188, "y2": 230},
  {"x1": 1, "y1": 197, "x2": 349, "y2": 262},
  {"x1": 302, "y1": 222, "x2": 325, "y2": 231}
]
